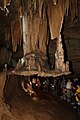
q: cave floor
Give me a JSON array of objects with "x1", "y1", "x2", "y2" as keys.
[
  {"x1": 0, "y1": 72, "x2": 80, "y2": 120},
  {"x1": 7, "y1": 90, "x2": 80, "y2": 120}
]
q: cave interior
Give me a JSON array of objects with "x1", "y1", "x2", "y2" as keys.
[
  {"x1": 0, "y1": 0, "x2": 80, "y2": 77},
  {"x1": 0, "y1": 1, "x2": 80, "y2": 119}
]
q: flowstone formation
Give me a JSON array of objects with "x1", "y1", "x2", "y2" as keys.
[{"x1": 55, "y1": 34, "x2": 69, "y2": 72}]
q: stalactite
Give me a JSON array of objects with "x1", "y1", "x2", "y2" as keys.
[
  {"x1": 22, "y1": 13, "x2": 28, "y2": 55},
  {"x1": 11, "y1": 19, "x2": 22, "y2": 52},
  {"x1": 5, "y1": 27, "x2": 11, "y2": 49},
  {"x1": 64, "y1": 0, "x2": 69, "y2": 16},
  {"x1": 48, "y1": 0, "x2": 64, "y2": 39},
  {"x1": 6, "y1": 0, "x2": 11, "y2": 5},
  {"x1": 0, "y1": 0, "x2": 11, "y2": 10},
  {"x1": 19, "y1": 0, "x2": 24, "y2": 18},
  {"x1": 39, "y1": 0, "x2": 43, "y2": 19},
  {"x1": 55, "y1": 34, "x2": 66, "y2": 72},
  {"x1": 39, "y1": 19, "x2": 47, "y2": 54},
  {"x1": 18, "y1": 18, "x2": 22, "y2": 46},
  {"x1": 23, "y1": 0, "x2": 48, "y2": 55},
  {"x1": 0, "y1": 47, "x2": 12, "y2": 65},
  {"x1": 19, "y1": 6, "x2": 23, "y2": 18},
  {"x1": 25, "y1": 1, "x2": 39, "y2": 53},
  {"x1": 54, "y1": 9, "x2": 69, "y2": 72},
  {"x1": 11, "y1": 20, "x2": 16, "y2": 52},
  {"x1": 33, "y1": 0, "x2": 37, "y2": 11},
  {"x1": 59, "y1": 0, "x2": 70, "y2": 16},
  {"x1": 3, "y1": 0, "x2": 11, "y2": 8},
  {"x1": 27, "y1": 10, "x2": 33, "y2": 53},
  {"x1": 24, "y1": 0, "x2": 32, "y2": 15},
  {"x1": 0, "y1": 1, "x2": 4, "y2": 10},
  {"x1": 39, "y1": 3, "x2": 47, "y2": 54},
  {"x1": 22, "y1": 9, "x2": 32, "y2": 55},
  {"x1": 3, "y1": 0, "x2": 6, "y2": 8},
  {"x1": 69, "y1": 0, "x2": 78, "y2": 22},
  {"x1": 31, "y1": 13, "x2": 39, "y2": 51}
]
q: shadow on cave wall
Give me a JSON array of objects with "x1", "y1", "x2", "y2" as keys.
[{"x1": 3, "y1": 75, "x2": 21, "y2": 104}]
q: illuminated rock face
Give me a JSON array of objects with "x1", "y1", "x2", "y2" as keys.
[
  {"x1": 2, "y1": 0, "x2": 79, "y2": 75},
  {"x1": 55, "y1": 34, "x2": 64, "y2": 72},
  {"x1": 55, "y1": 34, "x2": 69, "y2": 72},
  {"x1": 0, "y1": 0, "x2": 80, "y2": 74},
  {"x1": 14, "y1": 0, "x2": 70, "y2": 74}
]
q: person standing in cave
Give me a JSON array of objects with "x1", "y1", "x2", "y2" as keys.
[
  {"x1": 21, "y1": 79, "x2": 35, "y2": 96},
  {"x1": 66, "y1": 79, "x2": 72, "y2": 102},
  {"x1": 61, "y1": 77, "x2": 66, "y2": 100},
  {"x1": 36, "y1": 78, "x2": 41, "y2": 90},
  {"x1": 75, "y1": 84, "x2": 80, "y2": 112},
  {"x1": 32, "y1": 77, "x2": 36, "y2": 91}
]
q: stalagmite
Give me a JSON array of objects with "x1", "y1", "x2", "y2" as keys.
[
  {"x1": 55, "y1": 17, "x2": 69, "y2": 72},
  {"x1": 55, "y1": 34, "x2": 65, "y2": 72},
  {"x1": 0, "y1": 47, "x2": 12, "y2": 66}
]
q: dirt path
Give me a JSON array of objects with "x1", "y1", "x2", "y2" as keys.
[
  {"x1": 9, "y1": 90, "x2": 79, "y2": 120},
  {"x1": 0, "y1": 72, "x2": 80, "y2": 120}
]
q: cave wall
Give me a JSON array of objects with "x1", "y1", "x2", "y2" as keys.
[
  {"x1": 3, "y1": 75, "x2": 20, "y2": 103},
  {"x1": 63, "y1": 25, "x2": 80, "y2": 74},
  {"x1": 62, "y1": 0, "x2": 80, "y2": 74}
]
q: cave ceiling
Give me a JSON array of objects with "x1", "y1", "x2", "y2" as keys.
[
  {"x1": 0, "y1": 0, "x2": 80, "y2": 76},
  {"x1": 0, "y1": 0, "x2": 79, "y2": 51}
]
